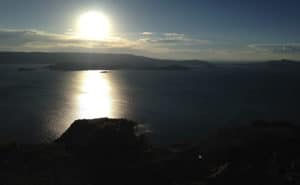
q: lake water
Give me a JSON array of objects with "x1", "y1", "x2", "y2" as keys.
[{"x1": 0, "y1": 64, "x2": 300, "y2": 144}]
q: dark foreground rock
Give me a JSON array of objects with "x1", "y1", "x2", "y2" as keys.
[
  {"x1": 1, "y1": 119, "x2": 300, "y2": 185},
  {"x1": 55, "y1": 118, "x2": 149, "y2": 167}
]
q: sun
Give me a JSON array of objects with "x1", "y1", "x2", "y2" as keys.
[{"x1": 77, "y1": 11, "x2": 111, "y2": 41}]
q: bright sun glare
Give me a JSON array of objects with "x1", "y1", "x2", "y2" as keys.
[
  {"x1": 77, "y1": 71, "x2": 113, "y2": 119},
  {"x1": 77, "y1": 11, "x2": 111, "y2": 41}
]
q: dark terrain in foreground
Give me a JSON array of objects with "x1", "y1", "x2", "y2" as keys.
[{"x1": 1, "y1": 118, "x2": 300, "y2": 185}]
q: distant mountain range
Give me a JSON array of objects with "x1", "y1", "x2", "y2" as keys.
[
  {"x1": 231, "y1": 59, "x2": 300, "y2": 71},
  {"x1": 0, "y1": 52, "x2": 299, "y2": 71},
  {"x1": 0, "y1": 52, "x2": 213, "y2": 70}
]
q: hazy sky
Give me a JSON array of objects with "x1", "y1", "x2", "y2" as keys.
[{"x1": 0, "y1": 0, "x2": 300, "y2": 61}]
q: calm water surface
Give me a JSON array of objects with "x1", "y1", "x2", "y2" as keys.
[{"x1": 0, "y1": 65, "x2": 300, "y2": 144}]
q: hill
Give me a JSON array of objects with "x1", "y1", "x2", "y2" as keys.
[
  {"x1": 0, "y1": 52, "x2": 213, "y2": 70},
  {"x1": 1, "y1": 118, "x2": 300, "y2": 185}
]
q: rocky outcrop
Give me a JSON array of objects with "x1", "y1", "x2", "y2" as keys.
[
  {"x1": 56, "y1": 118, "x2": 144, "y2": 146},
  {"x1": 55, "y1": 118, "x2": 148, "y2": 164}
]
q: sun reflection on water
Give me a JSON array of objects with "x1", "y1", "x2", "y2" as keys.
[{"x1": 77, "y1": 71, "x2": 113, "y2": 119}]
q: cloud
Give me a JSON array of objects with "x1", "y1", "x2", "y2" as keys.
[
  {"x1": 0, "y1": 29, "x2": 211, "y2": 58},
  {"x1": 249, "y1": 43, "x2": 300, "y2": 54},
  {"x1": 0, "y1": 28, "x2": 137, "y2": 52},
  {"x1": 139, "y1": 38, "x2": 183, "y2": 44},
  {"x1": 2, "y1": 28, "x2": 298, "y2": 61},
  {"x1": 0, "y1": 29, "x2": 63, "y2": 46},
  {"x1": 141, "y1": 32, "x2": 153, "y2": 36},
  {"x1": 139, "y1": 32, "x2": 210, "y2": 46},
  {"x1": 163, "y1": 33, "x2": 185, "y2": 38}
]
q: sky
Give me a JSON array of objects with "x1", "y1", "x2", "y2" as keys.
[{"x1": 0, "y1": 0, "x2": 300, "y2": 61}]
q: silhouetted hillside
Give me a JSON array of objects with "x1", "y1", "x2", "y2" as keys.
[
  {"x1": 1, "y1": 118, "x2": 300, "y2": 185},
  {"x1": 0, "y1": 52, "x2": 212, "y2": 70},
  {"x1": 242, "y1": 59, "x2": 300, "y2": 69},
  {"x1": 2, "y1": 52, "x2": 300, "y2": 71}
]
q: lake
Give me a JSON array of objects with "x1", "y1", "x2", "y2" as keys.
[{"x1": 0, "y1": 64, "x2": 300, "y2": 144}]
